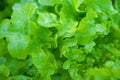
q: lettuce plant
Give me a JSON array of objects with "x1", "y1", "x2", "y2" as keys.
[{"x1": 0, "y1": 0, "x2": 120, "y2": 80}]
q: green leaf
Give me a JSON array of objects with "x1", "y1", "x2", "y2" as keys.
[
  {"x1": 84, "y1": 0, "x2": 116, "y2": 14},
  {"x1": 77, "y1": 10, "x2": 97, "y2": 32},
  {"x1": 104, "y1": 44, "x2": 120, "y2": 57},
  {"x1": 111, "y1": 13, "x2": 120, "y2": 26},
  {"x1": 11, "y1": 3, "x2": 37, "y2": 34},
  {"x1": 38, "y1": 0, "x2": 55, "y2": 6},
  {"x1": 7, "y1": 33, "x2": 30, "y2": 59},
  {"x1": 85, "y1": 68, "x2": 112, "y2": 80},
  {"x1": 95, "y1": 0, "x2": 115, "y2": 13},
  {"x1": 63, "y1": 60, "x2": 72, "y2": 69},
  {"x1": 84, "y1": 41, "x2": 96, "y2": 53},
  {"x1": 69, "y1": 64, "x2": 82, "y2": 80},
  {"x1": 0, "y1": 39, "x2": 8, "y2": 56},
  {"x1": 0, "y1": 0, "x2": 120, "y2": 80},
  {"x1": 57, "y1": 21, "x2": 78, "y2": 37},
  {"x1": 12, "y1": 3, "x2": 37, "y2": 20},
  {"x1": 73, "y1": 0, "x2": 84, "y2": 11},
  {"x1": 63, "y1": 38, "x2": 77, "y2": 47},
  {"x1": 71, "y1": 49, "x2": 85, "y2": 62},
  {"x1": 95, "y1": 24, "x2": 107, "y2": 33},
  {"x1": 0, "y1": 64, "x2": 9, "y2": 77},
  {"x1": 60, "y1": 46, "x2": 69, "y2": 57},
  {"x1": 31, "y1": 48, "x2": 57, "y2": 80},
  {"x1": 0, "y1": 57, "x2": 6, "y2": 64},
  {"x1": 115, "y1": 0, "x2": 120, "y2": 13},
  {"x1": 9, "y1": 75, "x2": 32, "y2": 80},
  {"x1": 0, "y1": 19, "x2": 10, "y2": 38},
  {"x1": 37, "y1": 12, "x2": 58, "y2": 27},
  {"x1": 112, "y1": 61, "x2": 120, "y2": 79},
  {"x1": 34, "y1": 27, "x2": 51, "y2": 42}
]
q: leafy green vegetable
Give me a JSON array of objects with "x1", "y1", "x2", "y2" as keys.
[
  {"x1": 0, "y1": 0, "x2": 120, "y2": 80},
  {"x1": 37, "y1": 12, "x2": 58, "y2": 27}
]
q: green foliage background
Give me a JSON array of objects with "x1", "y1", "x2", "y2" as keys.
[{"x1": 0, "y1": 0, "x2": 120, "y2": 80}]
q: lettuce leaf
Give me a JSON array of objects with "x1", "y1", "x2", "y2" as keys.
[{"x1": 0, "y1": 0, "x2": 120, "y2": 80}]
